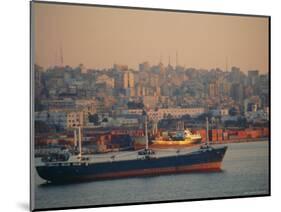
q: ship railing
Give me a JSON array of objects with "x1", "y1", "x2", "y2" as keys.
[
  {"x1": 45, "y1": 162, "x2": 84, "y2": 167},
  {"x1": 46, "y1": 163, "x2": 60, "y2": 167},
  {"x1": 61, "y1": 163, "x2": 71, "y2": 166}
]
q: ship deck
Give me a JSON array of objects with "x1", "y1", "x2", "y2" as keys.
[{"x1": 35, "y1": 145, "x2": 220, "y2": 166}]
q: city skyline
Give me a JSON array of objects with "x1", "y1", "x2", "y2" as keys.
[{"x1": 33, "y1": 3, "x2": 269, "y2": 73}]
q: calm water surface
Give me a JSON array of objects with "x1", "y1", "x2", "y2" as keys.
[{"x1": 34, "y1": 141, "x2": 269, "y2": 209}]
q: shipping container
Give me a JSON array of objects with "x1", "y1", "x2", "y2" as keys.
[{"x1": 217, "y1": 136, "x2": 223, "y2": 141}]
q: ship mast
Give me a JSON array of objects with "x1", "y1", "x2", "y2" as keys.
[
  {"x1": 139, "y1": 109, "x2": 155, "y2": 158},
  {"x1": 78, "y1": 126, "x2": 82, "y2": 159},
  {"x1": 206, "y1": 117, "x2": 209, "y2": 146},
  {"x1": 74, "y1": 128, "x2": 77, "y2": 147},
  {"x1": 145, "y1": 115, "x2": 149, "y2": 150}
]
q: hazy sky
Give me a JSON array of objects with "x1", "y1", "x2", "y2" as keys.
[{"x1": 33, "y1": 2, "x2": 269, "y2": 73}]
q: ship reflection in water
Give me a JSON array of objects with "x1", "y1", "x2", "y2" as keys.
[{"x1": 35, "y1": 141, "x2": 269, "y2": 209}]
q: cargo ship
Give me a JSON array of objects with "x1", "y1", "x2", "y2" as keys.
[
  {"x1": 36, "y1": 117, "x2": 227, "y2": 183},
  {"x1": 151, "y1": 128, "x2": 202, "y2": 148},
  {"x1": 134, "y1": 127, "x2": 201, "y2": 150}
]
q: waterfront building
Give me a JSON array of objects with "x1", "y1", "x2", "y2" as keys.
[
  {"x1": 113, "y1": 64, "x2": 128, "y2": 71},
  {"x1": 143, "y1": 96, "x2": 158, "y2": 109},
  {"x1": 208, "y1": 82, "x2": 219, "y2": 98},
  {"x1": 75, "y1": 99, "x2": 98, "y2": 114},
  {"x1": 122, "y1": 71, "x2": 135, "y2": 96},
  {"x1": 34, "y1": 64, "x2": 43, "y2": 99},
  {"x1": 67, "y1": 111, "x2": 85, "y2": 128},
  {"x1": 35, "y1": 111, "x2": 67, "y2": 129},
  {"x1": 248, "y1": 70, "x2": 259, "y2": 86},
  {"x1": 139, "y1": 61, "x2": 150, "y2": 72},
  {"x1": 209, "y1": 108, "x2": 229, "y2": 117},
  {"x1": 147, "y1": 107, "x2": 205, "y2": 121},
  {"x1": 41, "y1": 99, "x2": 76, "y2": 111},
  {"x1": 136, "y1": 84, "x2": 146, "y2": 96},
  {"x1": 230, "y1": 83, "x2": 244, "y2": 104},
  {"x1": 115, "y1": 115, "x2": 140, "y2": 127},
  {"x1": 230, "y1": 66, "x2": 243, "y2": 83},
  {"x1": 158, "y1": 107, "x2": 205, "y2": 119},
  {"x1": 122, "y1": 109, "x2": 143, "y2": 116},
  {"x1": 96, "y1": 74, "x2": 115, "y2": 88}
]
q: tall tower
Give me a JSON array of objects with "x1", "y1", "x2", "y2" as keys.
[
  {"x1": 168, "y1": 55, "x2": 171, "y2": 66},
  {"x1": 128, "y1": 72, "x2": 134, "y2": 88},
  {"x1": 123, "y1": 71, "x2": 135, "y2": 96},
  {"x1": 176, "y1": 51, "x2": 178, "y2": 67},
  {"x1": 225, "y1": 56, "x2": 228, "y2": 72},
  {"x1": 123, "y1": 72, "x2": 129, "y2": 88},
  {"x1": 60, "y1": 45, "x2": 64, "y2": 67}
]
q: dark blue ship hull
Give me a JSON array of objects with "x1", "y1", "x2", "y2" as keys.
[{"x1": 36, "y1": 146, "x2": 227, "y2": 183}]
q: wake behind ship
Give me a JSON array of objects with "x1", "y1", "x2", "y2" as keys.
[{"x1": 36, "y1": 117, "x2": 228, "y2": 183}]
